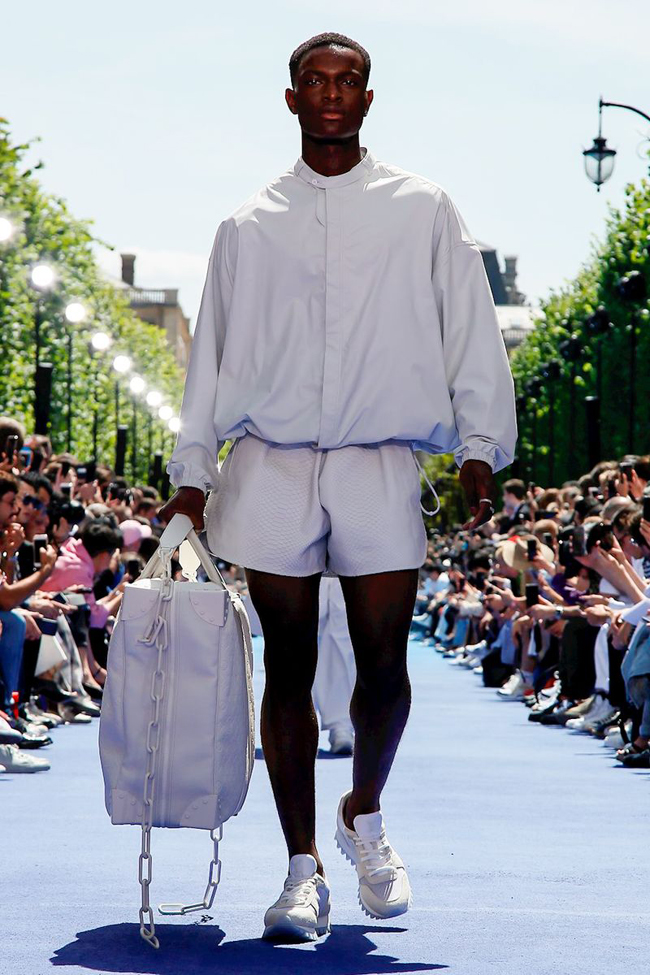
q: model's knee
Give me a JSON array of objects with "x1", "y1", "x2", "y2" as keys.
[{"x1": 355, "y1": 653, "x2": 409, "y2": 695}]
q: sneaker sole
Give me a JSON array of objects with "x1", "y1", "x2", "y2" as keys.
[
  {"x1": 262, "y1": 917, "x2": 330, "y2": 942},
  {"x1": 334, "y1": 830, "x2": 412, "y2": 920}
]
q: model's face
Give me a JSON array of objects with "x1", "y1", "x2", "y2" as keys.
[{"x1": 286, "y1": 45, "x2": 372, "y2": 141}]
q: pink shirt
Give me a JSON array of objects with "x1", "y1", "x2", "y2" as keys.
[{"x1": 39, "y1": 537, "x2": 110, "y2": 628}]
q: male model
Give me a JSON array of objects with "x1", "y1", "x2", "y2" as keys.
[{"x1": 161, "y1": 32, "x2": 517, "y2": 942}]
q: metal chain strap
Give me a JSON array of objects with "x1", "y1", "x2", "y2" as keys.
[
  {"x1": 135, "y1": 559, "x2": 227, "y2": 948},
  {"x1": 138, "y1": 574, "x2": 173, "y2": 949}
]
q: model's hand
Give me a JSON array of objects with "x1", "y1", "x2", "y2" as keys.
[
  {"x1": 158, "y1": 487, "x2": 206, "y2": 532},
  {"x1": 459, "y1": 460, "x2": 496, "y2": 530}
]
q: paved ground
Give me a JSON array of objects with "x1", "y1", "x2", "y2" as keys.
[{"x1": 3, "y1": 636, "x2": 649, "y2": 975}]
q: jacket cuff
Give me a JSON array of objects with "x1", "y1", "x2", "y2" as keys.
[{"x1": 455, "y1": 448, "x2": 497, "y2": 472}]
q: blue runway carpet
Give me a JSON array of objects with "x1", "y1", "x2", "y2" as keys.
[{"x1": 3, "y1": 637, "x2": 648, "y2": 975}]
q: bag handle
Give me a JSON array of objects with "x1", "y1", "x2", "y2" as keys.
[{"x1": 139, "y1": 513, "x2": 228, "y2": 590}]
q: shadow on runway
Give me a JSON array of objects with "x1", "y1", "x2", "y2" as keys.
[{"x1": 50, "y1": 922, "x2": 447, "y2": 974}]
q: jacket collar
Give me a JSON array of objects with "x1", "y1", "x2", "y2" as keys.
[{"x1": 294, "y1": 148, "x2": 374, "y2": 189}]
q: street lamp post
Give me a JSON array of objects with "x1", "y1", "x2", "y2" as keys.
[
  {"x1": 29, "y1": 263, "x2": 56, "y2": 426},
  {"x1": 64, "y1": 301, "x2": 87, "y2": 452},
  {"x1": 616, "y1": 270, "x2": 648, "y2": 452},
  {"x1": 89, "y1": 331, "x2": 112, "y2": 460},
  {"x1": 129, "y1": 375, "x2": 146, "y2": 481},
  {"x1": 583, "y1": 97, "x2": 650, "y2": 191},
  {"x1": 145, "y1": 390, "x2": 163, "y2": 481},
  {"x1": 112, "y1": 354, "x2": 132, "y2": 437},
  {"x1": 559, "y1": 332, "x2": 582, "y2": 475}
]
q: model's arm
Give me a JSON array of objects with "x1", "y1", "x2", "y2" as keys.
[
  {"x1": 162, "y1": 220, "x2": 235, "y2": 528},
  {"x1": 432, "y1": 194, "x2": 518, "y2": 476}
]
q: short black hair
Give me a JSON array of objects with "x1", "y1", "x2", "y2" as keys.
[
  {"x1": 289, "y1": 33, "x2": 371, "y2": 87},
  {"x1": 80, "y1": 519, "x2": 123, "y2": 558}
]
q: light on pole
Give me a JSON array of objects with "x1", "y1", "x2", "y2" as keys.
[
  {"x1": 583, "y1": 97, "x2": 650, "y2": 191},
  {"x1": 63, "y1": 301, "x2": 87, "y2": 451},
  {"x1": 112, "y1": 354, "x2": 132, "y2": 433},
  {"x1": 0, "y1": 217, "x2": 15, "y2": 243},
  {"x1": 29, "y1": 262, "x2": 56, "y2": 431}
]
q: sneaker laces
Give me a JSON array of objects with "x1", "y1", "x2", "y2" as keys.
[
  {"x1": 356, "y1": 829, "x2": 397, "y2": 879},
  {"x1": 277, "y1": 875, "x2": 318, "y2": 908}
]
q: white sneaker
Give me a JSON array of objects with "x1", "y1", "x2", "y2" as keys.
[
  {"x1": 566, "y1": 695, "x2": 609, "y2": 731},
  {"x1": 329, "y1": 728, "x2": 354, "y2": 756},
  {"x1": 263, "y1": 854, "x2": 330, "y2": 942},
  {"x1": 335, "y1": 793, "x2": 411, "y2": 919},
  {"x1": 496, "y1": 671, "x2": 530, "y2": 700},
  {"x1": 0, "y1": 744, "x2": 50, "y2": 772}
]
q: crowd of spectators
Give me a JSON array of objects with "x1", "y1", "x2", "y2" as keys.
[
  {"x1": 412, "y1": 455, "x2": 650, "y2": 769},
  {"x1": 4, "y1": 407, "x2": 650, "y2": 781},
  {"x1": 0, "y1": 417, "x2": 169, "y2": 774}
]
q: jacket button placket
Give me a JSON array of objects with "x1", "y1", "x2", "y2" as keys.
[{"x1": 317, "y1": 186, "x2": 342, "y2": 449}]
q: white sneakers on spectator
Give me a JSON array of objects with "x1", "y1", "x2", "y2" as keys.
[
  {"x1": 329, "y1": 727, "x2": 354, "y2": 755},
  {"x1": 263, "y1": 854, "x2": 330, "y2": 942},
  {"x1": 335, "y1": 792, "x2": 411, "y2": 919},
  {"x1": 497, "y1": 671, "x2": 531, "y2": 701},
  {"x1": 566, "y1": 695, "x2": 613, "y2": 731},
  {"x1": 0, "y1": 744, "x2": 50, "y2": 773}
]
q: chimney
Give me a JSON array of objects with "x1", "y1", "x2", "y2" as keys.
[
  {"x1": 121, "y1": 253, "x2": 136, "y2": 286},
  {"x1": 503, "y1": 255, "x2": 521, "y2": 305}
]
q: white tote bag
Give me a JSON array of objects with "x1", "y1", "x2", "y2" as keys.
[{"x1": 98, "y1": 514, "x2": 255, "y2": 947}]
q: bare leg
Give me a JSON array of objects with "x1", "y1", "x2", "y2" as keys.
[
  {"x1": 338, "y1": 568, "x2": 419, "y2": 828},
  {"x1": 245, "y1": 569, "x2": 324, "y2": 874}
]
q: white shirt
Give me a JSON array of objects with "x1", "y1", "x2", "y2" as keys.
[{"x1": 168, "y1": 149, "x2": 518, "y2": 492}]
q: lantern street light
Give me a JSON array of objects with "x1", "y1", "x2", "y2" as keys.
[
  {"x1": 112, "y1": 354, "x2": 132, "y2": 436},
  {"x1": 158, "y1": 405, "x2": 173, "y2": 421},
  {"x1": 61, "y1": 301, "x2": 88, "y2": 451},
  {"x1": 584, "y1": 97, "x2": 650, "y2": 191},
  {"x1": 168, "y1": 416, "x2": 181, "y2": 434}
]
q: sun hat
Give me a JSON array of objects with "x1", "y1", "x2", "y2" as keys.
[{"x1": 495, "y1": 533, "x2": 555, "y2": 574}]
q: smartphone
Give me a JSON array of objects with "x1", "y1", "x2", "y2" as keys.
[
  {"x1": 572, "y1": 526, "x2": 587, "y2": 557},
  {"x1": 61, "y1": 460, "x2": 71, "y2": 477},
  {"x1": 607, "y1": 477, "x2": 618, "y2": 500},
  {"x1": 559, "y1": 539, "x2": 572, "y2": 567},
  {"x1": 18, "y1": 446, "x2": 32, "y2": 469},
  {"x1": 85, "y1": 459, "x2": 97, "y2": 482},
  {"x1": 5, "y1": 434, "x2": 19, "y2": 458},
  {"x1": 60, "y1": 483, "x2": 72, "y2": 498},
  {"x1": 126, "y1": 558, "x2": 141, "y2": 581},
  {"x1": 51, "y1": 592, "x2": 69, "y2": 605},
  {"x1": 31, "y1": 448, "x2": 43, "y2": 471},
  {"x1": 543, "y1": 532, "x2": 554, "y2": 548},
  {"x1": 33, "y1": 533, "x2": 49, "y2": 566},
  {"x1": 76, "y1": 466, "x2": 87, "y2": 481},
  {"x1": 643, "y1": 495, "x2": 650, "y2": 523},
  {"x1": 37, "y1": 617, "x2": 58, "y2": 636},
  {"x1": 525, "y1": 583, "x2": 539, "y2": 608},
  {"x1": 620, "y1": 462, "x2": 634, "y2": 480},
  {"x1": 526, "y1": 539, "x2": 537, "y2": 561},
  {"x1": 63, "y1": 592, "x2": 89, "y2": 607}
]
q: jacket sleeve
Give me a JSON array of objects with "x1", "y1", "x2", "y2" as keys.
[
  {"x1": 432, "y1": 194, "x2": 518, "y2": 474},
  {"x1": 166, "y1": 219, "x2": 235, "y2": 492}
]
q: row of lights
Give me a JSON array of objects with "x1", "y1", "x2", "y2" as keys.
[{"x1": 0, "y1": 226, "x2": 182, "y2": 436}]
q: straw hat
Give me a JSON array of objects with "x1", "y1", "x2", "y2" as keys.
[{"x1": 495, "y1": 533, "x2": 555, "y2": 574}]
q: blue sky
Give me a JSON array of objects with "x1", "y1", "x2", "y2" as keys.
[{"x1": 3, "y1": 0, "x2": 649, "y2": 329}]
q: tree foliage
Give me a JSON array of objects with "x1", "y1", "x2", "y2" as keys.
[
  {"x1": 0, "y1": 119, "x2": 184, "y2": 480},
  {"x1": 510, "y1": 169, "x2": 650, "y2": 485}
]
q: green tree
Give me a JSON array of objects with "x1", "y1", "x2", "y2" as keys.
[
  {"x1": 511, "y1": 171, "x2": 650, "y2": 485},
  {"x1": 0, "y1": 118, "x2": 184, "y2": 480}
]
